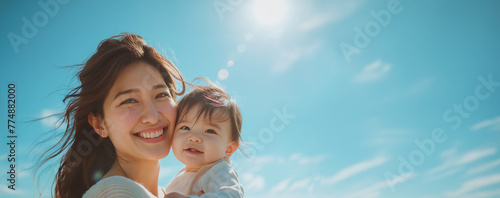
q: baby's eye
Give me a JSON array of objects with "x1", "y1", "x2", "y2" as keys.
[
  {"x1": 205, "y1": 129, "x2": 217, "y2": 135},
  {"x1": 120, "y1": 98, "x2": 138, "y2": 105},
  {"x1": 179, "y1": 126, "x2": 190, "y2": 130},
  {"x1": 156, "y1": 92, "x2": 170, "y2": 99}
]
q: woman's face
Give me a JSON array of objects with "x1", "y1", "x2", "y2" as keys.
[{"x1": 99, "y1": 61, "x2": 176, "y2": 161}]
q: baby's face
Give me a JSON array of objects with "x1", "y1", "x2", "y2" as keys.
[{"x1": 172, "y1": 105, "x2": 236, "y2": 172}]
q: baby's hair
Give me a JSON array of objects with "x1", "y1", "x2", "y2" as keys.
[{"x1": 176, "y1": 80, "x2": 242, "y2": 145}]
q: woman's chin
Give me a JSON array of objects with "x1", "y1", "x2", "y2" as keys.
[{"x1": 151, "y1": 148, "x2": 171, "y2": 160}]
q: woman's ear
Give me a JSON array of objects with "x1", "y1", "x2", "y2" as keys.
[
  {"x1": 225, "y1": 141, "x2": 239, "y2": 158},
  {"x1": 88, "y1": 113, "x2": 108, "y2": 138}
]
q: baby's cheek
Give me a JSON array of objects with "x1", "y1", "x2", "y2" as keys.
[
  {"x1": 209, "y1": 139, "x2": 227, "y2": 159},
  {"x1": 171, "y1": 133, "x2": 183, "y2": 152}
]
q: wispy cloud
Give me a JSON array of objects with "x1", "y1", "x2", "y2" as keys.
[
  {"x1": 322, "y1": 156, "x2": 387, "y2": 185},
  {"x1": 466, "y1": 159, "x2": 500, "y2": 175},
  {"x1": 471, "y1": 116, "x2": 500, "y2": 131},
  {"x1": 40, "y1": 109, "x2": 60, "y2": 128},
  {"x1": 299, "y1": 0, "x2": 365, "y2": 32},
  {"x1": 366, "y1": 128, "x2": 415, "y2": 146},
  {"x1": 251, "y1": 155, "x2": 284, "y2": 165},
  {"x1": 441, "y1": 148, "x2": 457, "y2": 158},
  {"x1": 407, "y1": 78, "x2": 433, "y2": 95},
  {"x1": 236, "y1": 154, "x2": 286, "y2": 174},
  {"x1": 0, "y1": 187, "x2": 25, "y2": 195},
  {"x1": 353, "y1": 60, "x2": 391, "y2": 83},
  {"x1": 289, "y1": 178, "x2": 311, "y2": 192},
  {"x1": 344, "y1": 173, "x2": 415, "y2": 198},
  {"x1": 446, "y1": 174, "x2": 500, "y2": 197},
  {"x1": 267, "y1": 0, "x2": 365, "y2": 72},
  {"x1": 426, "y1": 168, "x2": 462, "y2": 181},
  {"x1": 426, "y1": 148, "x2": 496, "y2": 180},
  {"x1": 241, "y1": 172, "x2": 266, "y2": 191},
  {"x1": 426, "y1": 160, "x2": 454, "y2": 176},
  {"x1": 461, "y1": 188, "x2": 500, "y2": 198},
  {"x1": 271, "y1": 41, "x2": 320, "y2": 72},
  {"x1": 289, "y1": 153, "x2": 328, "y2": 165},
  {"x1": 269, "y1": 178, "x2": 291, "y2": 194},
  {"x1": 457, "y1": 148, "x2": 496, "y2": 165}
]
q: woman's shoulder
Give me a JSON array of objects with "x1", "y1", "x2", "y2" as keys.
[{"x1": 83, "y1": 176, "x2": 156, "y2": 198}]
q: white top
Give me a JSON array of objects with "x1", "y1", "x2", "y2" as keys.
[
  {"x1": 83, "y1": 176, "x2": 165, "y2": 198},
  {"x1": 165, "y1": 160, "x2": 244, "y2": 198}
]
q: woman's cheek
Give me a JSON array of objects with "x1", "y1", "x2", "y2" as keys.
[
  {"x1": 160, "y1": 100, "x2": 177, "y2": 121},
  {"x1": 107, "y1": 108, "x2": 141, "y2": 130},
  {"x1": 119, "y1": 108, "x2": 142, "y2": 123}
]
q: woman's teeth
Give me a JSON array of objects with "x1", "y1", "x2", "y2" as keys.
[{"x1": 137, "y1": 129, "x2": 164, "y2": 139}]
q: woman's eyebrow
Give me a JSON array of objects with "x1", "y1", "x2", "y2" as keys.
[
  {"x1": 152, "y1": 84, "x2": 167, "y2": 90},
  {"x1": 114, "y1": 89, "x2": 139, "y2": 100},
  {"x1": 114, "y1": 84, "x2": 167, "y2": 100}
]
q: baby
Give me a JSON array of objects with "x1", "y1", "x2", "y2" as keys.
[{"x1": 165, "y1": 85, "x2": 244, "y2": 197}]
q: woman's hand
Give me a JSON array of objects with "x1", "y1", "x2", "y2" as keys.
[{"x1": 164, "y1": 192, "x2": 187, "y2": 198}]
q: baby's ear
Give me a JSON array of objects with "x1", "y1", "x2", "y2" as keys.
[
  {"x1": 88, "y1": 113, "x2": 108, "y2": 138},
  {"x1": 225, "y1": 141, "x2": 239, "y2": 158}
]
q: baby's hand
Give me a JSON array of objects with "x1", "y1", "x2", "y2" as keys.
[
  {"x1": 164, "y1": 192, "x2": 187, "y2": 198},
  {"x1": 198, "y1": 190, "x2": 205, "y2": 196}
]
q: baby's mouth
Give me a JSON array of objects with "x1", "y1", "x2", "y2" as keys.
[{"x1": 185, "y1": 147, "x2": 203, "y2": 154}]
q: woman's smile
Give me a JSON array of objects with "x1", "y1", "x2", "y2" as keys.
[{"x1": 133, "y1": 126, "x2": 169, "y2": 143}]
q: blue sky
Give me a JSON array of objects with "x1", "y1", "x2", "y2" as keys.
[{"x1": 1, "y1": 0, "x2": 500, "y2": 197}]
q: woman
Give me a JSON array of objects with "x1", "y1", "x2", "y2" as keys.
[{"x1": 37, "y1": 34, "x2": 187, "y2": 197}]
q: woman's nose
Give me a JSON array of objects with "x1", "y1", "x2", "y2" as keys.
[
  {"x1": 140, "y1": 100, "x2": 160, "y2": 124},
  {"x1": 188, "y1": 135, "x2": 202, "y2": 143}
]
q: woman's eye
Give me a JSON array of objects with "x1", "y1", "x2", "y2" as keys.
[
  {"x1": 120, "y1": 98, "x2": 137, "y2": 105},
  {"x1": 156, "y1": 92, "x2": 170, "y2": 99},
  {"x1": 205, "y1": 129, "x2": 217, "y2": 134},
  {"x1": 180, "y1": 126, "x2": 190, "y2": 130}
]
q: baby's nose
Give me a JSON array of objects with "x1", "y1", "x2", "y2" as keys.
[{"x1": 188, "y1": 135, "x2": 202, "y2": 143}]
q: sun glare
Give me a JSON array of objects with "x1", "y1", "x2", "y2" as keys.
[{"x1": 253, "y1": 0, "x2": 288, "y2": 26}]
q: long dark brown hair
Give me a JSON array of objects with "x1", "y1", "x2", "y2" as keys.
[{"x1": 35, "y1": 34, "x2": 185, "y2": 198}]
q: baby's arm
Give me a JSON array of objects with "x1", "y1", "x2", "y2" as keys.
[{"x1": 192, "y1": 162, "x2": 244, "y2": 198}]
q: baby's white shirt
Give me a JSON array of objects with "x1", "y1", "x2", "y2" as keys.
[{"x1": 165, "y1": 160, "x2": 244, "y2": 198}]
